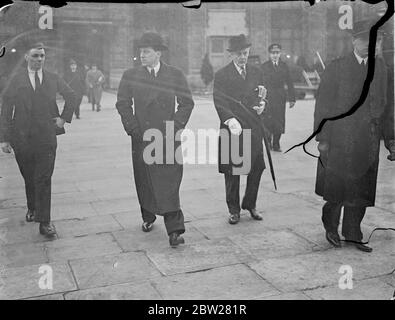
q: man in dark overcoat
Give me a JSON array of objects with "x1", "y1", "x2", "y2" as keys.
[
  {"x1": 261, "y1": 43, "x2": 296, "y2": 152},
  {"x1": 0, "y1": 42, "x2": 76, "y2": 237},
  {"x1": 314, "y1": 20, "x2": 395, "y2": 252},
  {"x1": 116, "y1": 32, "x2": 194, "y2": 247},
  {"x1": 213, "y1": 34, "x2": 267, "y2": 225},
  {"x1": 64, "y1": 59, "x2": 85, "y2": 119}
]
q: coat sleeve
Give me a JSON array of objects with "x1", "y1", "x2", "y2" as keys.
[
  {"x1": 57, "y1": 75, "x2": 76, "y2": 123},
  {"x1": 313, "y1": 60, "x2": 339, "y2": 142},
  {"x1": 115, "y1": 70, "x2": 139, "y2": 136},
  {"x1": 213, "y1": 71, "x2": 237, "y2": 124},
  {"x1": 285, "y1": 64, "x2": 296, "y2": 102},
  {"x1": 173, "y1": 69, "x2": 194, "y2": 129},
  {"x1": 0, "y1": 79, "x2": 16, "y2": 143}
]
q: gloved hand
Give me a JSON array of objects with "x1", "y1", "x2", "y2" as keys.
[
  {"x1": 387, "y1": 140, "x2": 395, "y2": 161},
  {"x1": 253, "y1": 100, "x2": 266, "y2": 115},
  {"x1": 0, "y1": 142, "x2": 12, "y2": 153},
  {"x1": 289, "y1": 101, "x2": 296, "y2": 109},
  {"x1": 225, "y1": 118, "x2": 242, "y2": 136},
  {"x1": 317, "y1": 141, "x2": 329, "y2": 154}
]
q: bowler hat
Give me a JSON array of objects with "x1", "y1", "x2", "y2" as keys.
[
  {"x1": 227, "y1": 34, "x2": 251, "y2": 52},
  {"x1": 268, "y1": 43, "x2": 282, "y2": 52},
  {"x1": 137, "y1": 32, "x2": 168, "y2": 51},
  {"x1": 348, "y1": 19, "x2": 385, "y2": 38}
]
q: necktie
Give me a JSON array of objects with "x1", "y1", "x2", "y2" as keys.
[
  {"x1": 240, "y1": 67, "x2": 246, "y2": 80},
  {"x1": 150, "y1": 68, "x2": 156, "y2": 79},
  {"x1": 34, "y1": 71, "x2": 41, "y2": 90}
]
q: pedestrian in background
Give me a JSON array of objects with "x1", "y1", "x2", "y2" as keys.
[
  {"x1": 261, "y1": 44, "x2": 296, "y2": 152},
  {"x1": 86, "y1": 63, "x2": 105, "y2": 112},
  {"x1": 64, "y1": 59, "x2": 85, "y2": 119}
]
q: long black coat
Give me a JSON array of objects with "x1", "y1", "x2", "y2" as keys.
[
  {"x1": 64, "y1": 69, "x2": 85, "y2": 98},
  {"x1": 213, "y1": 62, "x2": 266, "y2": 175},
  {"x1": 261, "y1": 60, "x2": 295, "y2": 134},
  {"x1": 314, "y1": 53, "x2": 392, "y2": 207},
  {"x1": 116, "y1": 62, "x2": 194, "y2": 215},
  {"x1": 0, "y1": 69, "x2": 75, "y2": 147}
]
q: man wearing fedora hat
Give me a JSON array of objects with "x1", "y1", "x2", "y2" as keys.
[
  {"x1": 213, "y1": 34, "x2": 267, "y2": 225},
  {"x1": 116, "y1": 32, "x2": 194, "y2": 247},
  {"x1": 261, "y1": 43, "x2": 296, "y2": 152},
  {"x1": 0, "y1": 42, "x2": 76, "y2": 237},
  {"x1": 314, "y1": 19, "x2": 395, "y2": 252}
]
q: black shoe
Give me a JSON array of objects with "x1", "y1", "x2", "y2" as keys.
[
  {"x1": 169, "y1": 233, "x2": 185, "y2": 248},
  {"x1": 39, "y1": 222, "x2": 57, "y2": 237},
  {"x1": 247, "y1": 208, "x2": 263, "y2": 221},
  {"x1": 346, "y1": 241, "x2": 373, "y2": 253},
  {"x1": 26, "y1": 209, "x2": 35, "y2": 222},
  {"x1": 97, "y1": 105, "x2": 101, "y2": 112},
  {"x1": 76, "y1": 116, "x2": 80, "y2": 119},
  {"x1": 228, "y1": 213, "x2": 240, "y2": 225},
  {"x1": 142, "y1": 221, "x2": 155, "y2": 232},
  {"x1": 325, "y1": 231, "x2": 341, "y2": 248}
]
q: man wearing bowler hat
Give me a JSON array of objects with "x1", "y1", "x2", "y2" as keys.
[
  {"x1": 314, "y1": 19, "x2": 395, "y2": 252},
  {"x1": 0, "y1": 42, "x2": 76, "y2": 237},
  {"x1": 213, "y1": 34, "x2": 267, "y2": 225},
  {"x1": 115, "y1": 32, "x2": 194, "y2": 247},
  {"x1": 261, "y1": 43, "x2": 295, "y2": 152}
]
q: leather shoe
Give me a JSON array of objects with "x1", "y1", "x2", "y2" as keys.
[
  {"x1": 39, "y1": 223, "x2": 57, "y2": 237},
  {"x1": 228, "y1": 213, "x2": 240, "y2": 225},
  {"x1": 26, "y1": 209, "x2": 35, "y2": 222},
  {"x1": 247, "y1": 208, "x2": 263, "y2": 221},
  {"x1": 142, "y1": 220, "x2": 155, "y2": 232},
  {"x1": 349, "y1": 241, "x2": 373, "y2": 253},
  {"x1": 325, "y1": 231, "x2": 341, "y2": 248},
  {"x1": 169, "y1": 233, "x2": 185, "y2": 248}
]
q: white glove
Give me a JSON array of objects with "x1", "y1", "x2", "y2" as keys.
[
  {"x1": 0, "y1": 142, "x2": 12, "y2": 153},
  {"x1": 225, "y1": 118, "x2": 242, "y2": 136},
  {"x1": 253, "y1": 100, "x2": 266, "y2": 115}
]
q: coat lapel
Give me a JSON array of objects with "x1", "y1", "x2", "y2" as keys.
[{"x1": 19, "y1": 70, "x2": 34, "y2": 111}]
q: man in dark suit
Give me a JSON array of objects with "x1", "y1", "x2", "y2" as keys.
[
  {"x1": 116, "y1": 32, "x2": 194, "y2": 247},
  {"x1": 213, "y1": 34, "x2": 266, "y2": 225},
  {"x1": 261, "y1": 44, "x2": 296, "y2": 152},
  {"x1": 314, "y1": 20, "x2": 395, "y2": 252},
  {"x1": 0, "y1": 42, "x2": 76, "y2": 237}
]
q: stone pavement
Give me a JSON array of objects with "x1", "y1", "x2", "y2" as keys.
[{"x1": 0, "y1": 92, "x2": 394, "y2": 300}]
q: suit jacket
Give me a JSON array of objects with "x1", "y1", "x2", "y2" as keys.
[
  {"x1": 213, "y1": 62, "x2": 266, "y2": 175},
  {"x1": 0, "y1": 68, "x2": 76, "y2": 146},
  {"x1": 115, "y1": 61, "x2": 194, "y2": 214}
]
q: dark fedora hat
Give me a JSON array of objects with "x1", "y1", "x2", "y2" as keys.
[
  {"x1": 348, "y1": 19, "x2": 385, "y2": 38},
  {"x1": 69, "y1": 59, "x2": 77, "y2": 65},
  {"x1": 137, "y1": 32, "x2": 168, "y2": 51},
  {"x1": 268, "y1": 43, "x2": 282, "y2": 52},
  {"x1": 227, "y1": 34, "x2": 251, "y2": 52}
]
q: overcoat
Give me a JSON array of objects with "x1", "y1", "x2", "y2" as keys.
[
  {"x1": 86, "y1": 69, "x2": 105, "y2": 103},
  {"x1": 213, "y1": 62, "x2": 266, "y2": 175},
  {"x1": 116, "y1": 62, "x2": 194, "y2": 215},
  {"x1": 314, "y1": 53, "x2": 392, "y2": 207},
  {"x1": 0, "y1": 68, "x2": 75, "y2": 147},
  {"x1": 261, "y1": 60, "x2": 295, "y2": 134},
  {"x1": 64, "y1": 69, "x2": 85, "y2": 98}
]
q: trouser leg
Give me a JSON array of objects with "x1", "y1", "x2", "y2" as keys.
[
  {"x1": 342, "y1": 206, "x2": 366, "y2": 241},
  {"x1": 242, "y1": 158, "x2": 264, "y2": 210},
  {"x1": 224, "y1": 173, "x2": 240, "y2": 215},
  {"x1": 273, "y1": 133, "x2": 282, "y2": 149},
  {"x1": 74, "y1": 95, "x2": 82, "y2": 117},
  {"x1": 164, "y1": 210, "x2": 185, "y2": 235},
  {"x1": 322, "y1": 201, "x2": 342, "y2": 234},
  {"x1": 140, "y1": 206, "x2": 156, "y2": 224},
  {"x1": 33, "y1": 144, "x2": 56, "y2": 223},
  {"x1": 14, "y1": 147, "x2": 36, "y2": 211}
]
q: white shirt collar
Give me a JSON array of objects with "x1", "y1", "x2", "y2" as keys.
[
  {"x1": 354, "y1": 51, "x2": 368, "y2": 65},
  {"x1": 27, "y1": 66, "x2": 43, "y2": 75},
  {"x1": 233, "y1": 61, "x2": 246, "y2": 75},
  {"x1": 147, "y1": 61, "x2": 161, "y2": 76}
]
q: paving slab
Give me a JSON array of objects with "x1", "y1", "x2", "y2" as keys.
[
  {"x1": 91, "y1": 197, "x2": 140, "y2": 216},
  {"x1": 229, "y1": 230, "x2": 318, "y2": 259},
  {"x1": 69, "y1": 252, "x2": 162, "y2": 290},
  {"x1": 152, "y1": 264, "x2": 280, "y2": 300},
  {"x1": 51, "y1": 202, "x2": 97, "y2": 221},
  {"x1": 45, "y1": 233, "x2": 122, "y2": 262},
  {"x1": 248, "y1": 242, "x2": 394, "y2": 292},
  {"x1": 25, "y1": 293, "x2": 65, "y2": 300},
  {"x1": 112, "y1": 224, "x2": 207, "y2": 252},
  {"x1": 0, "y1": 242, "x2": 48, "y2": 268},
  {"x1": 146, "y1": 238, "x2": 254, "y2": 276},
  {"x1": 303, "y1": 277, "x2": 395, "y2": 300},
  {"x1": 64, "y1": 281, "x2": 162, "y2": 300},
  {"x1": 0, "y1": 263, "x2": 77, "y2": 300},
  {"x1": 257, "y1": 292, "x2": 311, "y2": 300},
  {"x1": 54, "y1": 215, "x2": 123, "y2": 238},
  {"x1": 0, "y1": 223, "x2": 53, "y2": 245}
]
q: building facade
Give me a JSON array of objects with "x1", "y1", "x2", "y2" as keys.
[{"x1": 0, "y1": 1, "x2": 392, "y2": 91}]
